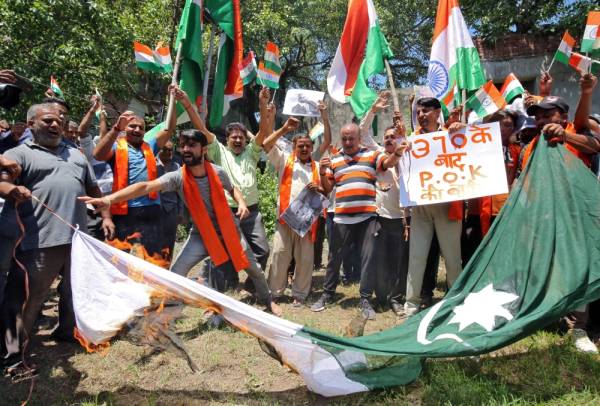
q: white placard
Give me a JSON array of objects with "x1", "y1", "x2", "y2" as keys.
[
  {"x1": 282, "y1": 89, "x2": 324, "y2": 117},
  {"x1": 399, "y1": 122, "x2": 508, "y2": 207}
]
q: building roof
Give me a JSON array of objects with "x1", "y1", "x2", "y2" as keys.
[{"x1": 474, "y1": 34, "x2": 561, "y2": 61}]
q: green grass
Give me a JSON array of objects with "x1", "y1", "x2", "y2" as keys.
[{"x1": 3, "y1": 269, "x2": 600, "y2": 405}]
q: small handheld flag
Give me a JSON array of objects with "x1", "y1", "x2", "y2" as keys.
[
  {"x1": 568, "y1": 52, "x2": 600, "y2": 74},
  {"x1": 258, "y1": 61, "x2": 280, "y2": 89},
  {"x1": 263, "y1": 41, "x2": 282, "y2": 75},
  {"x1": 94, "y1": 88, "x2": 104, "y2": 120},
  {"x1": 50, "y1": 76, "x2": 64, "y2": 98},
  {"x1": 239, "y1": 51, "x2": 258, "y2": 85},
  {"x1": 499, "y1": 73, "x2": 525, "y2": 103},
  {"x1": 153, "y1": 44, "x2": 173, "y2": 73},
  {"x1": 553, "y1": 31, "x2": 576, "y2": 67},
  {"x1": 466, "y1": 81, "x2": 506, "y2": 119},
  {"x1": 581, "y1": 11, "x2": 600, "y2": 54},
  {"x1": 133, "y1": 41, "x2": 173, "y2": 73}
]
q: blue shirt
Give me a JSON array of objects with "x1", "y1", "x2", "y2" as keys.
[{"x1": 110, "y1": 137, "x2": 161, "y2": 208}]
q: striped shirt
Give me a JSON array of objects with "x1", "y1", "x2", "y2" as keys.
[{"x1": 326, "y1": 148, "x2": 386, "y2": 224}]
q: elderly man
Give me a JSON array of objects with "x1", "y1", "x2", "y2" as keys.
[
  {"x1": 404, "y1": 97, "x2": 464, "y2": 317},
  {"x1": 93, "y1": 86, "x2": 189, "y2": 256},
  {"x1": 311, "y1": 122, "x2": 409, "y2": 319},
  {"x1": 0, "y1": 103, "x2": 112, "y2": 370},
  {"x1": 81, "y1": 130, "x2": 281, "y2": 316}
]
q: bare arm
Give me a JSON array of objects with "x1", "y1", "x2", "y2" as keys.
[
  {"x1": 78, "y1": 95, "x2": 101, "y2": 137},
  {"x1": 381, "y1": 140, "x2": 411, "y2": 170},
  {"x1": 254, "y1": 87, "x2": 273, "y2": 147},
  {"x1": 232, "y1": 186, "x2": 250, "y2": 219},
  {"x1": 574, "y1": 73, "x2": 597, "y2": 132},
  {"x1": 262, "y1": 118, "x2": 300, "y2": 153},
  {"x1": 79, "y1": 179, "x2": 164, "y2": 211},
  {"x1": 539, "y1": 72, "x2": 553, "y2": 97},
  {"x1": 93, "y1": 113, "x2": 134, "y2": 161},
  {"x1": 319, "y1": 156, "x2": 334, "y2": 194},
  {"x1": 318, "y1": 101, "x2": 332, "y2": 156},
  {"x1": 172, "y1": 85, "x2": 217, "y2": 144},
  {"x1": 543, "y1": 123, "x2": 600, "y2": 154}
]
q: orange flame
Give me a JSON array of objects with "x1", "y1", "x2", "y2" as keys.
[
  {"x1": 106, "y1": 233, "x2": 171, "y2": 269},
  {"x1": 74, "y1": 328, "x2": 110, "y2": 355}
]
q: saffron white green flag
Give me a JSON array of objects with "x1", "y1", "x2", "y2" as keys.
[
  {"x1": 258, "y1": 61, "x2": 280, "y2": 89},
  {"x1": 263, "y1": 41, "x2": 282, "y2": 75},
  {"x1": 499, "y1": 73, "x2": 525, "y2": 103},
  {"x1": 427, "y1": 0, "x2": 485, "y2": 102},
  {"x1": 466, "y1": 81, "x2": 506, "y2": 119},
  {"x1": 568, "y1": 52, "x2": 600, "y2": 74},
  {"x1": 554, "y1": 31, "x2": 576, "y2": 66},
  {"x1": 239, "y1": 51, "x2": 258, "y2": 85},
  {"x1": 581, "y1": 11, "x2": 600, "y2": 53},
  {"x1": 50, "y1": 76, "x2": 64, "y2": 98}
]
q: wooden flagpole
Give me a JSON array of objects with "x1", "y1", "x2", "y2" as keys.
[
  {"x1": 165, "y1": 41, "x2": 183, "y2": 131},
  {"x1": 201, "y1": 26, "x2": 217, "y2": 121}
]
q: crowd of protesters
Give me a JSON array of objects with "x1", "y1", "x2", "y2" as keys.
[{"x1": 1, "y1": 66, "x2": 600, "y2": 378}]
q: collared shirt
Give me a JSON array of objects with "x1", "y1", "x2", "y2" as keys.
[
  {"x1": 109, "y1": 137, "x2": 160, "y2": 208},
  {"x1": 267, "y1": 144, "x2": 319, "y2": 214},
  {"x1": 326, "y1": 147, "x2": 385, "y2": 224},
  {"x1": 0, "y1": 140, "x2": 97, "y2": 249},
  {"x1": 207, "y1": 139, "x2": 261, "y2": 207}
]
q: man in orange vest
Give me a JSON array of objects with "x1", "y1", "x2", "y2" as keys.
[
  {"x1": 262, "y1": 116, "x2": 325, "y2": 307},
  {"x1": 93, "y1": 86, "x2": 189, "y2": 257},
  {"x1": 404, "y1": 97, "x2": 464, "y2": 317},
  {"x1": 81, "y1": 130, "x2": 282, "y2": 316}
]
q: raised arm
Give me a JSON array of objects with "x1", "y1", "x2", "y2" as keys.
[
  {"x1": 172, "y1": 85, "x2": 217, "y2": 144},
  {"x1": 318, "y1": 100, "x2": 332, "y2": 156},
  {"x1": 319, "y1": 156, "x2": 334, "y2": 194},
  {"x1": 360, "y1": 92, "x2": 389, "y2": 151},
  {"x1": 539, "y1": 71, "x2": 553, "y2": 97},
  {"x1": 78, "y1": 94, "x2": 101, "y2": 138},
  {"x1": 79, "y1": 178, "x2": 164, "y2": 212},
  {"x1": 381, "y1": 139, "x2": 411, "y2": 169},
  {"x1": 254, "y1": 87, "x2": 273, "y2": 147},
  {"x1": 261, "y1": 118, "x2": 300, "y2": 153},
  {"x1": 93, "y1": 113, "x2": 134, "y2": 161},
  {"x1": 574, "y1": 73, "x2": 597, "y2": 132}
]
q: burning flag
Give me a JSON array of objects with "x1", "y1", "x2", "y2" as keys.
[{"x1": 72, "y1": 134, "x2": 600, "y2": 396}]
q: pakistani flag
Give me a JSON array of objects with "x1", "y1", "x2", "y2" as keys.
[
  {"x1": 73, "y1": 133, "x2": 600, "y2": 396},
  {"x1": 427, "y1": 0, "x2": 486, "y2": 103}
]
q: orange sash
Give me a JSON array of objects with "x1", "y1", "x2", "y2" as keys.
[
  {"x1": 111, "y1": 138, "x2": 158, "y2": 215},
  {"x1": 278, "y1": 153, "x2": 320, "y2": 242},
  {"x1": 521, "y1": 123, "x2": 592, "y2": 170},
  {"x1": 182, "y1": 163, "x2": 249, "y2": 272}
]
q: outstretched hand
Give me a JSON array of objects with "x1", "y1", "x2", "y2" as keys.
[{"x1": 78, "y1": 195, "x2": 111, "y2": 212}]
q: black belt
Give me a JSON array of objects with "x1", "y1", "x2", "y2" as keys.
[{"x1": 230, "y1": 204, "x2": 259, "y2": 211}]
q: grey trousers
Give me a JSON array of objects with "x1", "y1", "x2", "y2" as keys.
[
  {"x1": 238, "y1": 206, "x2": 270, "y2": 271},
  {"x1": 2, "y1": 245, "x2": 74, "y2": 359},
  {"x1": 405, "y1": 203, "x2": 462, "y2": 312},
  {"x1": 170, "y1": 231, "x2": 272, "y2": 305}
]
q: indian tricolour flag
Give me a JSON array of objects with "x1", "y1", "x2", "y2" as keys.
[
  {"x1": 427, "y1": 0, "x2": 485, "y2": 101},
  {"x1": 581, "y1": 11, "x2": 600, "y2": 53},
  {"x1": 50, "y1": 76, "x2": 64, "y2": 98},
  {"x1": 134, "y1": 42, "x2": 159, "y2": 72},
  {"x1": 239, "y1": 51, "x2": 258, "y2": 86},
  {"x1": 153, "y1": 44, "x2": 173, "y2": 73},
  {"x1": 554, "y1": 31, "x2": 576, "y2": 65},
  {"x1": 257, "y1": 61, "x2": 280, "y2": 89},
  {"x1": 569, "y1": 52, "x2": 600, "y2": 74},
  {"x1": 327, "y1": 0, "x2": 393, "y2": 119},
  {"x1": 466, "y1": 81, "x2": 506, "y2": 119},
  {"x1": 263, "y1": 41, "x2": 282, "y2": 75},
  {"x1": 500, "y1": 73, "x2": 525, "y2": 103}
]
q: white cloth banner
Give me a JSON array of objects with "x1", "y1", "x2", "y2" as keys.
[{"x1": 399, "y1": 122, "x2": 508, "y2": 207}]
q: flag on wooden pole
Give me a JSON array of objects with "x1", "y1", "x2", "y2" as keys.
[
  {"x1": 500, "y1": 73, "x2": 525, "y2": 103},
  {"x1": 466, "y1": 81, "x2": 506, "y2": 119}
]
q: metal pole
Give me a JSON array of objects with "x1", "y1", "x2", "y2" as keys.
[
  {"x1": 202, "y1": 26, "x2": 217, "y2": 121},
  {"x1": 165, "y1": 41, "x2": 184, "y2": 131}
]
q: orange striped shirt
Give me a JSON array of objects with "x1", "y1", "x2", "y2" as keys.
[{"x1": 326, "y1": 148, "x2": 385, "y2": 224}]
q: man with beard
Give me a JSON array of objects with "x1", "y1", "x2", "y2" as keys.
[
  {"x1": 93, "y1": 86, "x2": 187, "y2": 256},
  {"x1": 404, "y1": 97, "x2": 464, "y2": 318},
  {"x1": 0, "y1": 103, "x2": 113, "y2": 372},
  {"x1": 80, "y1": 130, "x2": 282, "y2": 316}
]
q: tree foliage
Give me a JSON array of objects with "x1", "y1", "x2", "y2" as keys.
[{"x1": 1, "y1": 0, "x2": 598, "y2": 121}]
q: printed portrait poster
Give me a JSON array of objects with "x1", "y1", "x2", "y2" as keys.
[
  {"x1": 282, "y1": 89, "x2": 325, "y2": 117},
  {"x1": 399, "y1": 122, "x2": 508, "y2": 206},
  {"x1": 280, "y1": 187, "x2": 328, "y2": 237}
]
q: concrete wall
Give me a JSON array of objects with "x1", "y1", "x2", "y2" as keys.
[{"x1": 482, "y1": 55, "x2": 600, "y2": 121}]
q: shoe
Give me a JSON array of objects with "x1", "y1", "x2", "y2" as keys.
[
  {"x1": 572, "y1": 328, "x2": 599, "y2": 353},
  {"x1": 391, "y1": 301, "x2": 405, "y2": 317},
  {"x1": 206, "y1": 314, "x2": 225, "y2": 329},
  {"x1": 292, "y1": 298, "x2": 304, "y2": 308},
  {"x1": 310, "y1": 294, "x2": 332, "y2": 312},
  {"x1": 404, "y1": 301, "x2": 420, "y2": 317},
  {"x1": 359, "y1": 298, "x2": 376, "y2": 320},
  {"x1": 420, "y1": 295, "x2": 433, "y2": 310}
]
